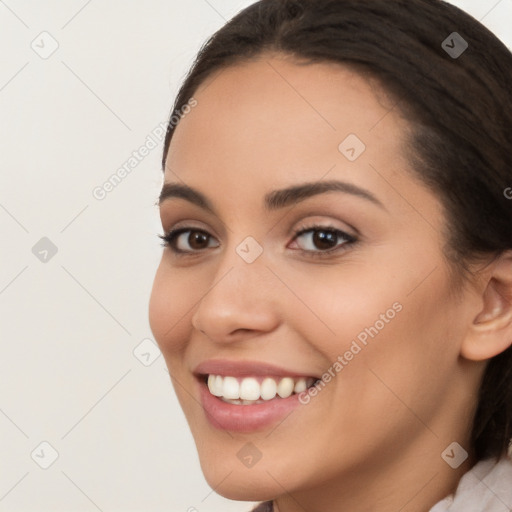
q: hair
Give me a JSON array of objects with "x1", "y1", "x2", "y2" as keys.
[{"x1": 161, "y1": 0, "x2": 512, "y2": 461}]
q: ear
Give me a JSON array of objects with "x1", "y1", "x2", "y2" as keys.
[{"x1": 461, "y1": 251, "x2": 512, "y2": 361}]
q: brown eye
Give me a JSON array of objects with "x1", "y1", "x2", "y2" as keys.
[
  {"x1": 311, "y1": 230, "x2": 338, "y2": 250},
  {"x1": 187, "y1": 231, "x2": 210, "y2": 250},
  {"x1": 290, "y1": 225, "x2": 356, "y2": 257},
  {"x1": 159, "y1": 228, "x2": 219, "y2": 253}
]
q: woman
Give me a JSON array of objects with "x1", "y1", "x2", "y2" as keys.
[{"x1": 149, "y1": 0, "x2": 512, "y2": 510}]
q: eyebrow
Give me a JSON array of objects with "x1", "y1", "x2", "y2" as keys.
[{"x1": 158, "y1": 179, "x2": 385, "y2": 213}]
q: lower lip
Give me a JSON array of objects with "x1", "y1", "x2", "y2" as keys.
[{"x1": 198, "y1": 379, "x2": 303, "y2": 433}]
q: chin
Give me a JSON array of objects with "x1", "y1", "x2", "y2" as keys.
[{"x1": 198, "y1": 457, "x2": 285, "y2": 502}]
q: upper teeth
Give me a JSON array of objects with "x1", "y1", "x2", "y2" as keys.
[{"x1": 207, "y1": 374, "x2": 314, "y2": 402}]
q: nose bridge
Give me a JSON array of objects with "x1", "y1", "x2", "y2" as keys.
[
  {"x1": 191, "y1": 234, "x2": 278, "y2": 340},
  {"x1": 208, "y1": 234, "x2": 269, "y2": 305}
]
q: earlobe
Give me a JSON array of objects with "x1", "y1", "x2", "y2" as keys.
[{"x1": 461, "y1": 252, "x2": 512, "y2": 362}]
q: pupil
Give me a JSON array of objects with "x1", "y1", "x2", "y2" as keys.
[
  {"x1": 314, "y1": 231, "x2": 336, "y2": 250},
  {"x1": 190, "y1": 231, "x2": 208, "y2": 249}
]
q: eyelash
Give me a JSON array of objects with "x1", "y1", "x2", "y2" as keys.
[{"x1": 158, "y1": 223, "x2": 357, "y2": 259}]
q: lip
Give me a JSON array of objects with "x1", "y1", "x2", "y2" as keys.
[
  {"x1": 193, "y1": 359, "x2": 318, "y2": 379},
  {"x1": 197, "y1": 379, "x2": 304, "y2": 432},
  {"x1": 193, "y1": 359, "x2": 318, "y2": 433}
]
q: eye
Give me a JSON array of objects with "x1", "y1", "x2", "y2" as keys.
[
  {"x1": 289, "y1": 224, "x2": 356, "y2": 257},
  {"x1": 158, "y1": 227, "x2": 219, "y2": 254},
  {"x1": 158, "y1": 223, "x2": 357, "y2": 258}
]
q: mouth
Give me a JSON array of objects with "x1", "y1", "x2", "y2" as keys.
[
  {"x1": 202, "y1": 374, "x2": 319, "y2": 405},
  {"x1": 193, "y1": 359, "x2": 322, "y2": 432}
]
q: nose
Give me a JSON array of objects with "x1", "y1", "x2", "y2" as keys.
[{"x1": 191, "y1": 246, "x2": 280, "y2": 344}]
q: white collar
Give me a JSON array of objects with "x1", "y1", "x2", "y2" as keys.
[{"x1": 429, "y1": 455, "x2": 512, "y2": 511}]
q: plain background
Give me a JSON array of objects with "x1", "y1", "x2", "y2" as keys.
[{"x1": 0, "y1": 1, "x2": 511, "y2": 511}]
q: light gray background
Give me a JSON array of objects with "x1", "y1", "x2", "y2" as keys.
[{"x1": 0, "y1": 1, "x2": 510, "y2": 511}]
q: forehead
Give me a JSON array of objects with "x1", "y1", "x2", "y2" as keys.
[
  {"x1": 168, "y1": 55, "x2": 401, "y2": 163},
  {"x1": 163, "y1": 55, "x2": 415, "y2": 215}
]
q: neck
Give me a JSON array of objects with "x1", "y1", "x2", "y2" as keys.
[{"x1": 273, "y1": 434, "x2": 477, "y2": 512}]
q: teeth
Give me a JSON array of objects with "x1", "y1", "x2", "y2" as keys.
[
  {"x1": 206, "y1": 374, "x2": 315, "y2": 403},
  {"x1": 260, "y1": 377, "x2": 277, "y2": 400},
  {"x1": 294, "y1": 378, "x2": 307, "y2": 393},
  {"x1": 207, "y1": 375, "x2": 223, "y2": 397},
  {"x1": 239, "y1": 377, "x2": 260, "y2": 401},
  {"x1": 222, "y1": 376, "x2": 240, "y2": 399},
  {"x1": 277, "y1": 377, "x2": 294, "y2": 398},
  {"x1": 214, "y1": 375, "x2": 223, "y2": 396}
]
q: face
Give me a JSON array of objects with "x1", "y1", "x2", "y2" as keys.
[{"x1": 149, "y1": 55, "x2": 482, "y2": 504}]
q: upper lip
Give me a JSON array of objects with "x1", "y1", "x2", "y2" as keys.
[{"x1": 193, "y1": 359, "x2": 319, "y2": 379}]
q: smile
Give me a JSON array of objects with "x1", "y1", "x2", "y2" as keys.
[{"x1": 193, "y1": 360, "x2": 322, "y2": 432}]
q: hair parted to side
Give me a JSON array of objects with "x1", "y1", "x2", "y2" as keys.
[{"x1": 161, "y1": 0, "x2": 512, "y2": 461}]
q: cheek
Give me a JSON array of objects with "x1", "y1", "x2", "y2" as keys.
[
  {"x1": 276, "y1": 260, "x2": 404, "y2": 358},
  {"x1": 286, "y1": 253, "x2": 460, "y2": 403},
  {"x1": 148, "y1": 259, "x2": 195, "y2": 358},
  {"x1": 327, "y1": 270, "x2": 461, "y2": 426}
]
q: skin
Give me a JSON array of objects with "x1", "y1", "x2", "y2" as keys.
[{"x1": 149, "y1": 54, "x2": 512, "y2": 512}]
